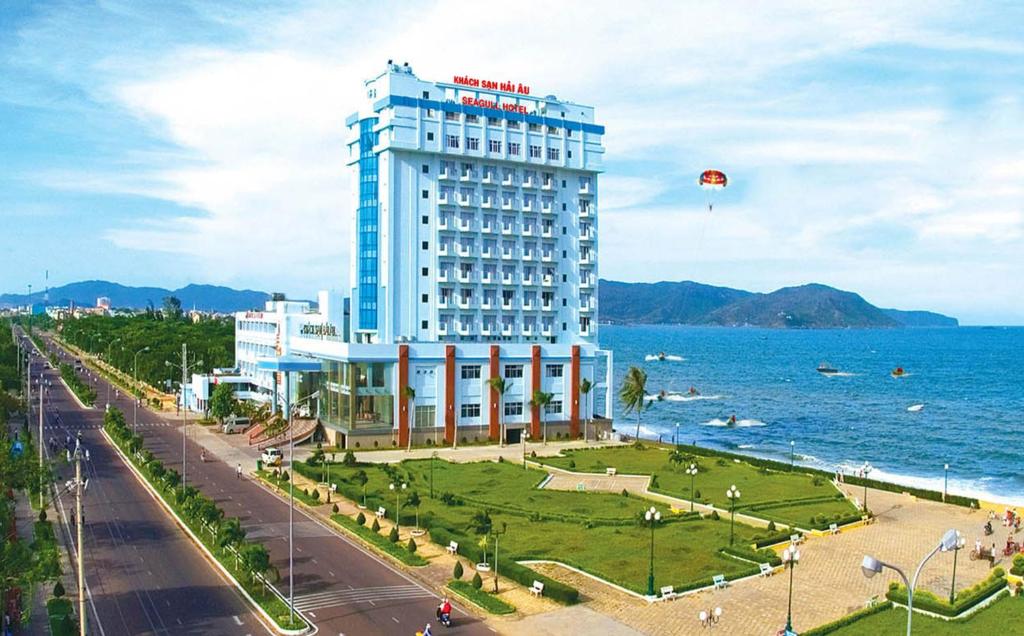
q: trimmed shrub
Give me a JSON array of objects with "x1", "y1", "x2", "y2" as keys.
[
  {"x1": 281, "y1": 470, "x2": 289, "y2": 482},
  {"x1": 389, "y1": 526, "x2": 400, "y2": 543},
  {"x1": 342, "y1": 450, "x2": 357, "y2": 465},
  {"x1": 39, "y1": 509, "x2": 47, "y2": 522},
  {"x1": 407, "y1": 538, "x2": 417, "y2": 553},
  {"x1": 53, "y1": 581, "x2": 65, "y2": 598},
  {"x1": 885, "y1": 569, "x2": 1006, "y2": 617},
  {"x1": 356, "y1": 512, "x2": 366, "y2": 526},
  {"x1": 802, "y1": 600, "x2": 893, "y2": 636},
  {"x1": 767, "y1": 520, "x2": 776, "y2": 532},
  {"x1": 471, "y1": 572, "x2": 483, "y2": 589},
  {"x1": 1011, "y1": 554, "x2": 1024, "y2": 576},
  {"x1": 372, "y1": 518, "x2": 381, "y2": 533},
  {"x1": 568, "y1": 460, "x2": 575, "y2": 469},
  {"x1": 332, "y1": 503, "x2": 340, "y2": 514},
  {"x1": 710, "y1": 510, "x2": 721, "y2": 520},
  {"x1": 453, "y1": 561, "x2": 464, "y2": 580}
]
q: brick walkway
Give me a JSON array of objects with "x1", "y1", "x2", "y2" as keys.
[{"x1": 520, "y1": 486, "x2": 997, "y2": 635}]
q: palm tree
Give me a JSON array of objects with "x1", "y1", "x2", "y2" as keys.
[
  {"x1": 467, "y1": 509, "x2": 493, "y2": 565},
  {"x1": 620, "y1": 366, "x2": 649, "y2": 441},
  {"x1": 579, "y1": 377, "x2": 593, "y2": 442},
  {"x1": 486, "y1": 376, "x2": 509, "y2": 446},
  {"x1": 402, "y1": 385, "x2": 416, "y2": 452},
  {"x1": 530, "y1": 390, "x2": 554, "y2": 445}
]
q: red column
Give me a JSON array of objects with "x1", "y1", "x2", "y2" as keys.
[
  {"x1": 570, "y1": 345, "x2": 580, "y2": 439},
  {"x1": 398, "y1": 344, "x2": 409, "y2": 448},
  {"x1": 530, "y1": 345, "x2": 541, "y2": 438},
  {"x1": 489, "y1": 345, "x2": 500, "y2": 441},
  {"x1": 445, "y1": 345, "x2": 456, "y2": 445}
]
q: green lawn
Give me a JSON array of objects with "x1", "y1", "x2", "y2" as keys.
[
  {"x1": 303, "y1": 458, "x2": 774, "y2": 594},
  {"x1": 536, "y1": 445, "x2": 858, "y2": 526},
  {"x1": 824, "y1": 593, "x2": 1023, "y2": 635}
]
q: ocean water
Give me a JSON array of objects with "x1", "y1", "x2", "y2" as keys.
[{"x1": 599, "y1": 325, "x2": 1024, "y2": 505}]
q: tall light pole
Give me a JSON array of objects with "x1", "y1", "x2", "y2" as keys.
[
  {"x1": 675, "y1": 423, "x2": 680, "y2": 448},
  {"x1": 285, "y1": 388, "x2": 319, "y2": 626},
  {"x1": 73, "y1": 447, "x2": 87, "y2": 636},
  {"x1": 390, "y1": 482, "x2": 407, "y2": 532},
  {"x1": 861, "y1": 528, "x2": 960, "y2": 636},
  {"x1": 687, "y1": 464, "x2": 698, "y2": 513},
  {"x1": 430, "y1": 451, "x2": 438, "y2": 499},
  {"x1": 860, "y1": 462, "x2": 872, "y2": 513},
  {"x1": 782, "y1": 544, "x2": 800, "y2": 633},
  {"x1": 104, "y1": 337, "x2": 122, "y2": 409},
  {"x1": 948, "y1": 530, "x2": 965, "y2": 604},
  {"x1": 943, "y1": 463, "x2": 949, "y2": 502},
  {"x1": 644, "y1": 506, "x2": 661, "y2": 597},
  {"x1": 133, "y1": 346, "x2": 150, "y2": 433},
  {"x1": 165, "y1": 345, "x2": 203, "y2": 490},
  {"x1": 521, "y1": 430, "x2": 530, "y2": 469},
  {"x1": 790, "y1": 440, "x2": 796, "y2": 471},
  {"x1": 726, "y1": 485, "x2": 741, "y2": 546},
  {"x1": 39, "y1": 385, "x2": 45, "y2": 509}
]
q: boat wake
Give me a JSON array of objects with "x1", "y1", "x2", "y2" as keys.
[
  {"x1": 826, "y1": 371, "x2": 857, "y2": 377},
  {"x1": 701, "y1": 418, "x2": 767, "y2": 428},
  {"x1": 645, "y1": 354, "x2": 685, "y2": 362},
  {"x1": 644, "y1": 393, "x2": 725, "y2": 403}
]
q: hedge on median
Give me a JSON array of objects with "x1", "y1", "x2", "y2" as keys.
[
  {"x1": 802, "y1": 600, "x2": 894, "y2": 636},
  {"x1": 885, "y1": 568, "x2": 1007, "y2": 617},
  {"x1": 331, "y1": 513, "x2": 428, "y2": 567}
]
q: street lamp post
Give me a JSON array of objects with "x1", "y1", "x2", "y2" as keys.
[
  {"x1": 726, "y1": 485, "x2": 741, "y2": 546},
  {"x1": 390, "y1": 482, "x2": 407, "y2": 532},
  {"x1": 783, "y1": 544, "x2": 800, "y2": 633},
  {"x1": 522, "y1": 430, "x2": 530, "y2": 469},
  {"x1": 790, "y1": 440, "x2": 795, "y2": 471},
  {"x1": 687, "y1": 464, "x2": 698, "y2": 513},
  {"x1": 674, "y1": 422, "x2": 680, "y2": 448},
  {"x1": 104, "y1": 337, "x2": 121, "y2": 410},
  {"x1": 133, "y1": 346, "x2": 150, "y2": 433},
  {"x1": 861, "y1": 462, "x2": 872, "y2": 512},
  {"x1": 644, "y1": 506, "x2": 661, "y2": 597},
  {"x1": 285, "y1": 388, "x2": 319, "y2": 625},
  {"x1": 943, "y1": 463, "x2": 949, "y2": 502},
  {"x1": 430, "y1": 451, "x2": 438, "y2": 499},
  {"x1": 949, "y1": 530, "x2": 965, "y2": 604},
  {"x1": 861, "y1": 528, "x2": 960, "y2": 636},
  {"x1": 165, "y1": 345, "x2": 203, "y2": 491},
  {"x1": 698, "y1": 606, "x2": 723, "y2": 628}
]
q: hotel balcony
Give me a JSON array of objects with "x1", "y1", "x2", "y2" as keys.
[
  {"x1": 580, "y1": 252, "x2": 594, "y2": 265},
  {"x1": 457, "y1": 297, "x2": 473, "y2": 310},
  {"x1": 579, "y1": 205, "x2": 592, "y2": 218},
  {"x1": 579, "y1": 181, "x2": 592, "y2": 194},
  {"x1": 580, "y1": 327, "x2": 592, "y2": 337},
  {"x1": 502, "y1": 173, "x2": 515, "y2": 186},
  {"x1": 438, "y1": 242, "x2": 453, "y2": 256},
  {"x1": 482, "y1": 171, "x2": 496, "y2": 185},
  {"x1": 459, "y1": 217, "x2": 473, "y2": 231},
  {"x1": 522, "y1": 273, "x2": 537, "y2": 286},
  {"x1": 438, "y1": 215, "x2": 452, "y2": 230},
  {"x1": 501, "y1": 299, "x2": 514, "y2": 310},
  {"x1": 480, "y1": 246, "x2": 494, "y2": 259},
  {"x1": 541, "y1": 227, "x2": 554, "y2": 238},
  {"x1": 438, "y1": 322, "x2": 451, "y2": 335},
  {"x1": 541, "y1": 324, "x2": 554, "y2": 337},
  {"x1": 522, "y1": 198, "x2": 534, "y2": 212},
  {"x1": 540, "y1": 251, "x2": 554, "y2": 262},
  {"x1": 438, "y1": 190, "x2": 451, "y2": 205},
  {"x1": 481, "y1": 323, "x2": 495, "y2": 336},
  {"x1": 522, "y1": 225, "x2": 535, "y2": 237},
  {"x1": 437, "y1": 268, "x2": 453, "y2": 282},
  {"x1": 580, "y1": 229, "x2": 594, "y2": 241},
  {"x1": 438, "y1": 296, "x2": 453, "y2": 309},
  {"x1": 500, "y1": 223, "x2": 515, "y2": 235},
  {"x1": 456, "y1": 323, "x2": 472, "y2": 337},
  {"x1": 481, "y1": 221, "x2": 495, "y2": 234},
  {"x1": 458, "y1": 194, "x2": 472, "y2": 207},
  {"x1": 481, "y1": 197, "x2": 494, "y2": 209},
  {"x1": 523, "y1": 299, "x2": 535, "y2": 311},
  {"x1": 501, "y1": 323, "x2": 514, "y2": 336},
  {"x1": 522, "y1": 323, "x2": 535, "y2": 336},
  {"x1": 501, "y1": 198, "x2": 514, "y2": 210},
  {"x1": 542, "y1": 275, "x2": 555, "y2": 287},
  {"x1": 439, "y1": 167, "x2": 455, "y2": 180},
  {"x1": 481, "y1": 271, "x2": 495, "y2": 284},
  {"x1": 541, "y1": 179, "x2": 554, "y2": 191},
  {"x1": 460, "y1": 170, "x2": 476, "y2": 182},
  {"x1": 501, "y1": 272, "x2": 515, "y2": 284},
  {"x1": 540, "y1": 200, "x2": 553, "y2": 214},
  {"x1": 523, "y1": 175, "x2": 538, "y2": 189},
  {"x1": 580, "y1": 300, "x2": 594, "y2": 313},
  {"x1": 522, "y1": 249, "x2": 536, "y2": 261},
  {"x1": 457, "y1": 270, "x2": 474, "y2": 283},
  {"x1": 541, "y1": 301, "x2": 553, "y2": 311},
  {"x1": 481, "y1": 297, "x2": 495, "y2": 310},
  {"x1": 580, "y1": 277, "x2": 594, "y2": 289},
  {"x1": 501, "y1": 249, "x2": 516, "y2": 261},
  {"x1": 457, "y1": 244, "x2": 473, "y2": 257}
]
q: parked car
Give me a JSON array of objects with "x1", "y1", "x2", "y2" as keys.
[
  {"x1": 261, "y1": 448, "x2": 283, "y2": 467},
  {"x1": 221, "y1": 415, "x2": 251, "y2": 435}
]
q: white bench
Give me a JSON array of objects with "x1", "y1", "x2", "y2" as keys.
[
  {"x1": 606, "y1": 467, "x2": 617, "y2": 476},
  {"x1": 529, "y1": 581, "x2": 545, "y2": 597},
  {"x1": 446, "y1": 541, "x2": 459, "y2": 555},
  {"x1": 828, "y1": 523, "x2": 839, "y2": 535},
  {"x1": 376, "y1": 506, "x2": 386, "y2": 519},
  {"x1": 758, "y1": 563, "x2": 774, "y2": 577},
  {"x1": 660, "y1": 585, "x2": 677, "y2": 600},
  {"x1": 712, "y1": 574, "x2": 727, "y2": 590},
  {"x1": 790, "y1": 533, "x2": 803, "y2": 545}
]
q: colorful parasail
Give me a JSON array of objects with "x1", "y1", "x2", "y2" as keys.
[{"x1": 698, "y1": 169, "x2": 728, "y2": 211}]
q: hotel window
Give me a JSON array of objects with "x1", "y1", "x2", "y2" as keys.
[
  {"x1": 446, "y1": 111, "x2": 460, "y2": 121},
  {"x1": 488, "y1": 117, "x2": 501, "y2": 126},
  {"x1": 461, "y1": 403, "x2": 481, "y2": 418},
  {"x1": 422, "y1": 189, "x2": 429, "y2": 199},
  {"x1": 488, "y1": 139, "x2": 502, "y2": 153},
  {"x1": 421, "y1": 267, "x2": 429, "y2": 275},
  {"x1": 547, "y1": 148, "x2": 560, "y2": 161},
  {"x1": 504, "y1": 401, "x2": 524, "y2": 416},
  {"x1": 504, "y1": 364, "x2": 523, "y2": 379},
  {"x1": 461, "y1": 365, "x2": 481, "y2": 380},
  {"x1": 421, "y1": 293, "x2": 428, "y2": 302},
  {"x1": 422, "y1": 90, "x2": 430, "y2": 99},
  {"x1": 446, "y1": 134, "x2": 460, "y2": 149},
  {"x1": 529, "y1": 123, "x2": 541, "y2": 132},
  {"x1": 421, "y1": 320, "x2": 428, "y2": 329},
  {"x1": 467, "y1": 136, "x2": 480, "y2": 151},
  {"x1": 415, "y1": 405, "x2": 435, "y2": 428},
  {"x1": 566, "y1": 129, "x2": 573, "y2": 138},
  {"x1": 545, "y1": 364, "x2": 563, "y2": 378},
  {"x1": 466, "y1": 114, "x2": 479, "y2": 123},
  {"x1": 427, "y1": 132, "x2": 434, "y2": 141},
  {"x1": 529, "y1": 145, "x2": 542, "y2": 158},
  {"x1": 547, "y1": 126, "x2": 558, "y2": 134},
  {"x1": 545, "y1": 400, "x2": 562, "y2": 415},
  {"x1": 508, "y1": 142, "x2": 521, "y2": 156},
  {"x1": 508, "y1": 120, "x2": 521, "y2": 130},
  {"x1": 422, "y1": 164, "x2": 429, "y2": 173},
  {"x1": 425, "y1": 108, "x2": 435, "y2": 117}
]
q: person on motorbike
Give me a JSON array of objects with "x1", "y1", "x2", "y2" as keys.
[{"x1": 439, "y1": 598, "x2": 452, "y2": 626}]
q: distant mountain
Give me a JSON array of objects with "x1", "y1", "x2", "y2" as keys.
[
  {"x1": 0, "y1": 280, "x2": 270, "y2": 313},
  {"x1": 599, "y1": 280, "x2": 957, "y2": 328},
  {"x1": 881, "y1": 308, "x2": 959, "y2": 328},
  {"x1": 599, "y1": 280, "x2": 753, "y2": 324}
]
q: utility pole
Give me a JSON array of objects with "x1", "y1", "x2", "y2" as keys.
[
  {"x1": 181, "y1": 343, "x2": 188, "y2": 489},
  {"x1": 39, "y1": 389, "x2": 44, "y2": 509},
  {"x1": 75, "y1": 449, "x2": 86, "y2": 636}
]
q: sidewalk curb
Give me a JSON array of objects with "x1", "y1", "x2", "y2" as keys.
[{"x1": 100, "y1": 428, "x2": 313, "y2": 636}]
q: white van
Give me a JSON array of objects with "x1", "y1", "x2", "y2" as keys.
[{"x1": 221, "y1": 415, "x2": 251, "y2": 435}]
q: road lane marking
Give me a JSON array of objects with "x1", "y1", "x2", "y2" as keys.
[{"x1": 233, "y1": 615, "x2": 243, "y2": 626}]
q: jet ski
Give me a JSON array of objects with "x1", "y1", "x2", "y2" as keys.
[{"x1": 891, "y1": 367, "x2": 906, "y2": 378}]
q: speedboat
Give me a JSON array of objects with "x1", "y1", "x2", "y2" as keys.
[{"x1": 816, "y1": 362, "x2": 840, "y2": 375}]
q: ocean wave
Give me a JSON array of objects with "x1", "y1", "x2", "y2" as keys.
[
  {"x1": 864, "y1": 467, "x2": 1024, "y2": 508},
  {"x1": 701, "y1": 418, "x2": 767, "y2": 428},
  {"x1": 645, "y1": 354, "x2": 685, "y2": 362},
  {"x1": 645, "y1": 393, "x2": 725, "y2": 403},
  {"x1": 737, "y1": 444, "x2": 755, "y2": 449}
]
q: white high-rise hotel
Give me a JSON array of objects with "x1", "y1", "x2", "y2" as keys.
[{"x1": 228, "y1": 62, "x2": 613, "y2": 449}]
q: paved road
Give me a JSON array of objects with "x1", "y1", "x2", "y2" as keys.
[
  {"x1": 43, "y1": 334, "x2": 494, "y2": 636},
  {"x1": 22, "y1": 330, "x2": 265, "y2": 636}
]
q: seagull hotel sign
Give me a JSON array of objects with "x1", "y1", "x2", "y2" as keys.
[{"x1": 452, "y1": 74, "x2": 532, "y2": 114}]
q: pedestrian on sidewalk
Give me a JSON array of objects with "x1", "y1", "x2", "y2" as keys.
[{"x1": 236, "y1": 463, "x2": 242, "y2": 479}]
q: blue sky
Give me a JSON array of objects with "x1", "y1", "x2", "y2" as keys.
[{"x1": 2, "y1": 1, "x2": 1023, "y2": 324}]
